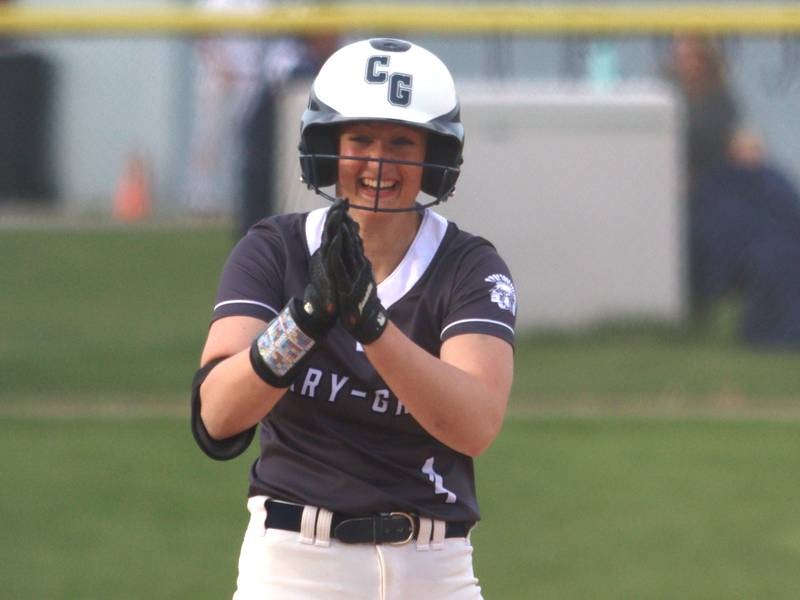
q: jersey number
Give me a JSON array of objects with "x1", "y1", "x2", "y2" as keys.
[
  {"x1": 365, "y1": 55, "x2": 413, "y2": 107},
  {"x1": 422, "y1": 457, "x2": 457, "y2": 504}
]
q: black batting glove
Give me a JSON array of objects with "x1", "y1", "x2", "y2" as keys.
[
  {"x1": 327, "y1": 211, "x2": 388, "y2": 345},
  {"x1": 294, "y1": 257, "x2": 335, "y2": 337},
  {"x1": 297, "y1": 198, "x2": 349, "y2": 333},
  {"x1": 248, "y1": 201, "x2": 346, "y2": 388}
]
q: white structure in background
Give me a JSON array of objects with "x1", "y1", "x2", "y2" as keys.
[
  {"x1": 274, "y1": 81, "x2": 685, "y2": 330},
  {"x1": 24, "y1": 0, "x2": 189, "y2": 210}
]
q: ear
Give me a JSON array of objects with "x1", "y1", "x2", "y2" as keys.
[
  {"x1": 300, "y1": 126, "x2": 339, "y2": 189},
  {"x1": 421, "y1": 134, "x2": 462, "y2": 198}
]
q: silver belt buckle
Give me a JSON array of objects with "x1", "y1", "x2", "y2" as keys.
[{"x1": 388, "y1": 512, "x2": 416, "y2": 545}]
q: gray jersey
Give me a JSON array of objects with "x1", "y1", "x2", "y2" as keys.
[{"x1": 212, "y1": 207, "x2": 516, "y2": 522}]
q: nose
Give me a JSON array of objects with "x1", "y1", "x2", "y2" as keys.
[
  {"x1": 364, "y1": 140, "x2": 386, "y2": 168},
  {"x1": 360, "y1": 143, "x2": 395, "y2": 179}
]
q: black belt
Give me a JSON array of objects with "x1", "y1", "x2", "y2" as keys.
[{"x1": 264, "y1": 500, "x2": 472, "y2": 545}]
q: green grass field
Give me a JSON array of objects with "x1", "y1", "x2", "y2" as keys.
[
  {"x1": 2, "y1": 225, "x2": 800, "y2": 598},
  {"x1": 4, "y1": 417, "x2": 800, "y2": 599}
]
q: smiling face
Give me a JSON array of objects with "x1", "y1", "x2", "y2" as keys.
[{"x1": 336, "y1": 121, "x2": 428, "y2": 212}]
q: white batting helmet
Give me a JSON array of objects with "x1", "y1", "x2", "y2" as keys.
[{"x1": 299, "y1": 38, "x2": 464, "y2": 211}]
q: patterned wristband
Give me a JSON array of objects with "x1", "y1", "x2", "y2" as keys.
[{"x1": 250, "y1": 300, "x2": 316, "y2": 386}]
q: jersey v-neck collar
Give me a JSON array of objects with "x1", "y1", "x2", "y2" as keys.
[{"x1": 305, "y1": 206, "x2": 449, "y2": 310}]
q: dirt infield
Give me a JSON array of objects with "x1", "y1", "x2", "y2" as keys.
[{"x1": 3, "y1": 393, "x2": 800, "y2": 421}]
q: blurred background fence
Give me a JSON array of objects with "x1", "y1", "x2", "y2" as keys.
[
  {"x1": 3, "y1": 2, "x2": 800, "y2": 336},
  {"x1": 2, "y1": 3, "x2": 800, "y2": 209}
]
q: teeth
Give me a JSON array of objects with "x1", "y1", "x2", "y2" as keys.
[{"x1": 361, "y1": 177, "x2": 395, "y2": 190}]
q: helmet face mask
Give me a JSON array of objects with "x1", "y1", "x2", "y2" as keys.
[
  {"x1": 302, "y1": 147, "x2": 461, "y2": 213},
  {"x1": 299, "y1": 38, "x2": 464, "y2": 213}
]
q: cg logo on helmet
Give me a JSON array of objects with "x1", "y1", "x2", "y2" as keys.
[{"x1": 365, "y1": 56, "x2": 413, "y2": 107}]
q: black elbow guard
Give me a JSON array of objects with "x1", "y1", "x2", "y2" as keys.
[{"x1": 191, "y1": 358, "x2": 256, "y2": 461}]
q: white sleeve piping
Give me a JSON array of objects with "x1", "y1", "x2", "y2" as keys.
[
  {"x1": 440, "y1": 318, "x2": 515, "y2": 339},
  {"x1": 213, "y1": 299, "x2": 280, "y2": 316}
]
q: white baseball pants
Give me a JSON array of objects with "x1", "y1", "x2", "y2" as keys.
[{"x1": 232, "y1": 496, "x2": 484, "y2": 600}]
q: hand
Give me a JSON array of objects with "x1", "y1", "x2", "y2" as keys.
[
  {"x1": 296, "y1": 200, "x2": 349, "y2": 337},
  {"x1": 327, "y1": 209, "x2": 388, "y2": 344},
  {"x1": 249, "y1": 201, "x2": 350, "y2": 387}
]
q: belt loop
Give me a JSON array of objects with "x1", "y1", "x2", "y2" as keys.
[
  {"x1": 315, "y1": 508, "x2": 333, "y2": 547},
  {"x1": 300, "y1": 505, "x2": 319, "y2": 545},
  {"x1": 431, "y1": 519, "x2": 446, "y2": 551},
  {"x1": 416, "y1": 517, "x2": 433, "y2": 551},
  {"x1": 249, "y1": 496, "x2": 268, "y2": 537}
]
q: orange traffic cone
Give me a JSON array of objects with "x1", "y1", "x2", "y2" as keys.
[{"x1": 113, "y1": 153, "x2": 151, "y2": 221}]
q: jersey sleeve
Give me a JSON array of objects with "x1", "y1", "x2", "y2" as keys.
[
  {"x1": 441, "y1": 243, "x2": 517, "y2": 346},
  {"x1": 210, "y1": 223, "x2": 288, "y2": 324}
]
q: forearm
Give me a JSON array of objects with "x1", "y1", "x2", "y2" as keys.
[
  {"x1": 200, "y1": 348, "x2": 285, "y2": 440},
  {"x1": 364, "y1": 324, "x2": 511, "y2": 457},
  {"x1": 195, "y1": 203, "x2": 344, "y2": 446}
]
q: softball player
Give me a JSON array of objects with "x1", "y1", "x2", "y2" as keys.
[{"x1": 192, "y1": 38, "x2": 516, "y2": 599}]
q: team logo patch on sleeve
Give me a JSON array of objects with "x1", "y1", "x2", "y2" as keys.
[{"x1": 485, "y1": 274, "x2": 517, "y2": 316}]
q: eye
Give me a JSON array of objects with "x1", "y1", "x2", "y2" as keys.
[
  {"x1": 347, "y1": 135, "x2": 372, "y2": 145},
  {"x1": 391, "y1": 136, "x2": 417, "y2": 147}
]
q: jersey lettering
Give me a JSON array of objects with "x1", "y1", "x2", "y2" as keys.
[
  {"x1": 329, "y1": 373, "x2": 349, "y2": 402},
  {"x1": 300, "y1": 368, "x2": 323, "y2": 397},
  {"x1": 372, "y1": 389, "x2": 390, "y2": 413},
  {"x1": 287, "y1": 367, "x2": 410, "y2": 419}
]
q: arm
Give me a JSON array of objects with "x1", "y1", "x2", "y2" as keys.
[
  {"x1": 326, "y1": 211, "x2": 515, "y2": 457},
  {"x1": 196, "y1": 203, "x2": 346, "y2": 442},
  {"x1": 364, "y1": 327, "x2": 513, "y2": 457},
  {"x1": 198, "y1": 315, "x2": 286, "y2": 440},
  {"x1": 199, "y1": 290, "x2": 337, "y2": 440}
]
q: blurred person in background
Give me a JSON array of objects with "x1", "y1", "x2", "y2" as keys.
[
  {"x1": 186, "y1": 0, "x2": 267, "y2": 216},
  {"x1": 669, "y1": 34, "x2": 746, "y2": 195},
  {"x1": 669, "y1": 34, "x2": 800, "y2": 349},
  {"x1": 238, "y1": 33, "x2": 339, "y2": 236}
]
